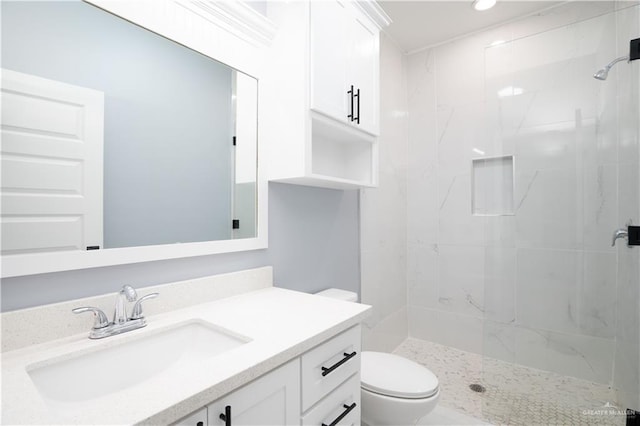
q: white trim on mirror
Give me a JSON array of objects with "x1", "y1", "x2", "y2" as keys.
[
  {"x1": 2, "y1": 237, "x2": 267, "y2": 278},
  {"x1": 1, "y1": 0, "x2": 273, "y2": 278}
]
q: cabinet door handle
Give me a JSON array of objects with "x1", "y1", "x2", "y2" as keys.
[
  {"x1": 196, "y1": 422, "x2": 204, "y2": 426},
  {"x1": 219, "y1": 405, "x2": 231, "y2": 426},
  {"x1": 321, "y1": 351, "x2": 357, "y2": 376},
  {"x1": 354, "y1": 88, "x2": 360, "y2": 124},
  {"x1": 347, "y1": 85, "x2": 355, "y2": 121},
  {"x1": 321, "y1": 403, "x2": 357, "y2": 426}
]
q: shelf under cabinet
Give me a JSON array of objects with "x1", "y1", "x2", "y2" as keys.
[
  {"x1": 309, "y1": 113, "x2": 378, "y2": 188},
  {"x1": 274, "y1": 174, "x2": 377, "y2": 190},
  {"x1": 267, "y1": 111, "x2": 378, "y2": 190}
]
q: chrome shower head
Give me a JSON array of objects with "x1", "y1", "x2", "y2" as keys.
[
  {"x1": 593, "y1": 55, "x2": 629, "y2": 81},
  {"x1": 593, "y1": 68, "x2": 609, "y2": 80}
]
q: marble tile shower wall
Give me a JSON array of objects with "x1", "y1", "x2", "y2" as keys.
[
  {"x1": 406, "y1": 1, "x2": 639, "y2": 390},
  {"x1": 361, "y1": 33, "x2": 409, "y2": 352}
]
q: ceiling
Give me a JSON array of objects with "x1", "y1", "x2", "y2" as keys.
[{"x1": 379, "y1": 1, "x2": 564, "y2": 53}]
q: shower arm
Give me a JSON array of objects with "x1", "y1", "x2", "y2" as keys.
[
  {"x1": 594, "y1": 38, "x2": 639, "y2": 80},
  {"x1": 594, "y1": 55, "x2": 630, "y2": 80},
  {"x1": 604, "y1": 55, "x2": 629, "y2": 71}
]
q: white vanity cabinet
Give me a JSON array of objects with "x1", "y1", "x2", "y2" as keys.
[
  {"x1": 172, "y1": 360, "x2": 299, "y2": 426},
  {"x1": 301, "y1": 325, "x2": 361, "y2": 426},
  {"x1": 264, "y1": 1, "x2": 390, "y2": 190},
  {"x1": 302, "y1": 375, "x2": 360, "y2": 426},
  {"x1": 172, "y1": 326, "x2": 362, "y2": 426},
  {"x1": 208, "y1": 359, "x2": 300, "y2": 426},
  {"x1": 174, "y1": 408, "x2": 207, "y2": 426}
]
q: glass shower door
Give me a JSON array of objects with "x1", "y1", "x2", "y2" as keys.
[{"x1": 480, "y1": 4, "x2": 639, "y2": 425}]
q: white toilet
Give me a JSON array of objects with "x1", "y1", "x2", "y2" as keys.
[{"x1": 315, "y1": 289, "x2": 440, "y2": 425}]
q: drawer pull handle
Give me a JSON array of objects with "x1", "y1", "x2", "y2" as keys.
[
  {"x1": 219, "y1": 405, "x2": 231, "y2": 426},
  {"x1": 321, "y1": 403, "x2": 357, "y2": 426},
  {"x1": 321, "y1": 351, "x2": 357, "y2": 377}
]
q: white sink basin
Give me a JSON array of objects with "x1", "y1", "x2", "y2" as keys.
[{"x1": 27, "y1": 320, "x2": 249, "y2": 403}]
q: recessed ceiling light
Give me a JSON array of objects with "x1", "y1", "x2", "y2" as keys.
[{"x1": 473, "y1": 0, "x2": 497, "y2": 11}]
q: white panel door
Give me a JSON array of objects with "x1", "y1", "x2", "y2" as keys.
[
  {"x1": 1, "y1": 69, "x2": 104, "y2": 254},
  {"x1": 233, "y1": 72, "x2": 258, "y2": 240}
]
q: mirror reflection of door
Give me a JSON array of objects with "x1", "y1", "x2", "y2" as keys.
[
  {"x1": 232, "y1": 73, "x2": 258, "y2": 240},
  {"x1": 1, "y1": 70, "x2": 104, "y2": 255}
]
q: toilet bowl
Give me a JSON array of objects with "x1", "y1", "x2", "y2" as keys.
[
  {"x1": 314, "y1": 289, "x2": 440, "y2": 425},
  {"x1": 361, "y1": 351, "x2": 439, "y2": 425}
]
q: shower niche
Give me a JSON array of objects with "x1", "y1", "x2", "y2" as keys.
[{"x1": 471, "y1": 155, "x2": 514, "y2": 216}]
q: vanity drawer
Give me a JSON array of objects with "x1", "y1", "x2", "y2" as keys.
[
  {"x1": 301, "y1": 325, "x2": 361, "y2": 410},
  {"x1": 302, "y1": 373, "x2": 360, "y2": 426}
]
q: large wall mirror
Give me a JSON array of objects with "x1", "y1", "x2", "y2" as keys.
[{"x1": 0, "y1": 0, "x2": 271, "y2": 277}]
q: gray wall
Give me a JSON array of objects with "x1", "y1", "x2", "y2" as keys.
[
  {"x1": 1, "y1": 183, "x2": 361, "y2": 311},
  {"x1": 268, "y1": 183, "x2": 360, "y2": 295},
  {"x1": 2, "y1": 0, "x2": 234, "y2": 248}
]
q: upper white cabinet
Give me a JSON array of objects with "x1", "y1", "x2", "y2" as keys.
[
  {"x1": 264, "y1": 0, "x2": 391, "y2": 190},
  {"x1": 310, "y1": 1, "x2": 379, "y2": 135}
]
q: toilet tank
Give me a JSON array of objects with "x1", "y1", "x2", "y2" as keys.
[{"x1": 314, "y1": 288, "x2": 358, "y2": 302}]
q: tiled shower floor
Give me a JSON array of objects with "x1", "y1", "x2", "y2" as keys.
[{"x1": 394, "y1": 338, "x2": 626, "y2": 426}]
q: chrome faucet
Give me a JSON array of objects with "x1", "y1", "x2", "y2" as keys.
[
  {"x1": 114, "y1": 285, "x2": 137, "y2": 324},
  {"x1": 612, "y1": 228, "x2": 629, "y2": 247},
  {"x1": 73, "y1": 285, "x2": 159, "y2": 339}
]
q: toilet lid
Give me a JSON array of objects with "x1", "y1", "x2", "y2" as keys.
[{"x1": 361, "y1": 351, "x2": 439, "y2": 399}]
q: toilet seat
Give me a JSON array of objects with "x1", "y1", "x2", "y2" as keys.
[{"x1": 361, "y1": 351, "x2": 439, "y2": 399}]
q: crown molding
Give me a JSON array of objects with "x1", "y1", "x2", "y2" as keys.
[
  {"x1": 177, "y1": 0, "x2": 277, "y2": 47},
  {"x1": 353, "y1": 0, "x2": 392, "y2": 30}
]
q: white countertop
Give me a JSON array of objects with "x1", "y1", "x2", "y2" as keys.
[{"x1": 2, "y1": 287, "x2": 371, "y2": 425}]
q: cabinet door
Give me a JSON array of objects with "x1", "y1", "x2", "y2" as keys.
[
  {"x1": 309, "y1": 0, "x2": 351, "y2": 124},
  {"x1": 173, "y1": 407, "x2": 207, "y2": 426},
  {"x1": 348, "y1": 11, "x2": 379, "y2": 135},
  {"x1": 207, "y1": 359, "x2": 300, "y2": 426}
]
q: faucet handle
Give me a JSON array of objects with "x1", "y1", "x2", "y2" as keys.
[
  {"x1": 72, "y1": 306, "x2": 109, "y2": 329},
  {"x1": 130, "y1": 293, "x2": 159, "y2": 320}
]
